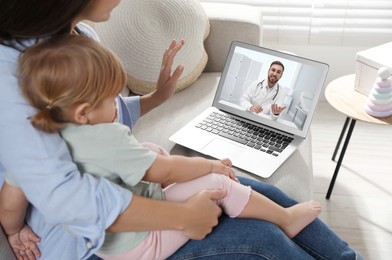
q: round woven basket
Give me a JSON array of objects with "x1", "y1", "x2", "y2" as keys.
[{"x1": 94, "y1": 0, "x2": 210, "y2": 95}]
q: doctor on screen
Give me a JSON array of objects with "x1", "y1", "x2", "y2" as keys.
[{"x1": 240, "y1": 61, "x2": 288, "y2": 119}]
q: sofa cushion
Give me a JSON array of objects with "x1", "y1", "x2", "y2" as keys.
[{"x1": 94, "y1": 0, "x2": 210, "y2": 95}]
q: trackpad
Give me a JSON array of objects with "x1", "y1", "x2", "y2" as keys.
[{"x1": 201, "y1": 138, "x2": 246, "y2": 160}]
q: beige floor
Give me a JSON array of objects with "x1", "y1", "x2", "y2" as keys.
[{"x1": 311, "y1": 101, "x2": 392, "y2": 260}]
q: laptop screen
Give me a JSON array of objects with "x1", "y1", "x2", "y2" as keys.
[{"x1": 213, "y1": 41, "x2": 329, "y2": 138}]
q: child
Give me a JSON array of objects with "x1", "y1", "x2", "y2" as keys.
[{"x1": 10, "y1": 35, "x2": 321, "y2": 259}]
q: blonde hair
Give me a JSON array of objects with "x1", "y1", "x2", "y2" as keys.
[{"x1": 18, "y1": 35, "x2": 127, "y2": 133}]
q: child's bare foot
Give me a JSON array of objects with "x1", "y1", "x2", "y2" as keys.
[{"x1": 281, "y1": 200, "x2": 322, "y2": 238}]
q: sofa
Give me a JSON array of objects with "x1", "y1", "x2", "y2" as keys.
[
  {"x1": 0, "y1": 3, "x2": 313, "y2": 258},
  {"x1": 131, "y1": 2, "x2": 314, "y2": 202}
]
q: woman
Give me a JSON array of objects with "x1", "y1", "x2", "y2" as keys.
[{"x1": 0, "y1": 0, "x2": 361, "y2": 259}]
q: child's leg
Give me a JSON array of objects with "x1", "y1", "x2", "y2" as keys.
[
  {"x1": 163, "y1": 173, "x2": 252, "y2": 218},
  {"x1": 237, "y1": 190, "x2": 322, "y2": 238},
  {"x1": 96, "y1": 229, "x2": 189, "y2": 260},
  {"x1": 164, "y1": 174, "x2": 321, "y2": 239},
  {"x1": 99, "y1": 175, "x2": 248, "y2": 259},
  {"x1": 98, "y1": 174, "x2": 321, "y2": 259}
]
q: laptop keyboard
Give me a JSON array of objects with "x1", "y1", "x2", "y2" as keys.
[{"x1": 195, "y1": 112, "x2": 294, "y2": 157}]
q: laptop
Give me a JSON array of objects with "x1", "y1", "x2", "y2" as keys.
[{"x1": 170, "y1": 41, "x2": 329, "y2": 178}]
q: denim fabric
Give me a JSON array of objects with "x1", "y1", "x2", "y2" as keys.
[
  {"x1": 88, "y1": 176, "x2": 357, "y2": 260},
  {"x1": 168, "y1": 176, "x2": 357, "y2": 260}
]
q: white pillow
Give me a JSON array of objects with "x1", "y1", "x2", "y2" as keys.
[{"x1": 95, "y1": 0, "x2": 210, "y2": 95}]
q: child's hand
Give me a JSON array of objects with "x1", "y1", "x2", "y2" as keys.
[
  {"x1": 7, "y1": 224, "x2": 41, "y2": 260},
  {"x1": 210, "y1": 158, "x2": 239, "y2": 182}
]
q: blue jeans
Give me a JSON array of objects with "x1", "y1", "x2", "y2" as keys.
[
  {"x1": 169, "y1": 176, "x2": 356, "y2": 260},
  {"x1": 88, "y1": 176, "x2": 357, "y2": 260}
]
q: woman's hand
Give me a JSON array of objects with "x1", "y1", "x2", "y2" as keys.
[
  {"x1": 7, "y1": 224, "x2": 41, "y2": 260},
  {"x1": 210, "y1": 158, "x2": 239, "y2": 182},
  {"x1": 139, "y1": 39, "x2": 185, "y2": 116},
  {"x1": 181, "y1": 189, "x2": 226, "y2": 239},
  {"x1": 155, "y1": 39, "x2": 185, "y2": 102}
]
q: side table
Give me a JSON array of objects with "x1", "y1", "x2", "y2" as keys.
[{"x1": 324, "y1": 74, "x2": 392, "y2": 199}]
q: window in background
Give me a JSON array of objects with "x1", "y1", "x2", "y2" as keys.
[{"x1": 201, "y1": 0, "x2": 392, "y2": 46}]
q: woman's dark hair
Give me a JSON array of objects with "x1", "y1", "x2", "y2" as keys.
[{"x1": 0, "y1": 0, "x2": 92, "y2": 45}]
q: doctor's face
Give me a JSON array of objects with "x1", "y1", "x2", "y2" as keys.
[{"x1": 267, "y1": 64, "x2": 284, "y2": 86}]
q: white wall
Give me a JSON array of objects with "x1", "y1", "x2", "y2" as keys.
[{"x1": 262, "y1": 42, "x2": 374, "y2": 100}]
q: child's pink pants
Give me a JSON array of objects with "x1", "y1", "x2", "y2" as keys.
[
  {"x1": 98, "y1": 173, "x2": 251, "y2": 260},
  {"x1": 97, "y1": 143, "x2": 251, "y2": 260}
]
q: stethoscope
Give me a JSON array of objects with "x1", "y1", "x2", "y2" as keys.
[{"x1": 254, "y1": 80, "x2": 280, "y2": 101}]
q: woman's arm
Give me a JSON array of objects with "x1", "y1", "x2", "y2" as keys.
[
  {"x1": 0, "y1": 183, "x2": 41, "y2": 259},
  {"x1": 143, "y1": 155, "x2": 236, "y2": 184},
  {"x1": 0, "y1": 182, "x2": 28, "y2": 235},
  {"x1": 108, "y1": 189, "x2": 227, "y2": 240}
]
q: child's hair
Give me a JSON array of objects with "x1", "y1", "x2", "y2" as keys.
[{"x1": 18, "y1": 34, "x2": 127, "y2": 133}]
